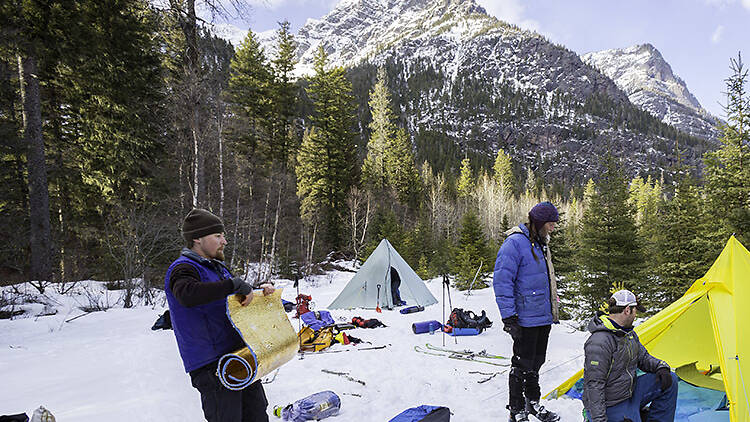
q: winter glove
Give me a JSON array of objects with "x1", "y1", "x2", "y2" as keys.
[
  {"x1": 231, "y1": 276, "x2": 252, "y2": 296},
  {"x1": 502, "y1": 315, "x2": 522, "y2": 341},
  {"x1": 656, "y1": 367, "x2": 673, "y2": 391}
]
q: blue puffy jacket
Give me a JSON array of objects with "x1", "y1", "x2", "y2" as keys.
[
  {"x1": 165, "y1": 254, "x2": 243, "y2": 372},
  {"x1": 493, "y1": 224, "x2": 558, "y2": 327}
]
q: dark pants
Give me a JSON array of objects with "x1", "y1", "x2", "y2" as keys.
[
  {"x1": 604, "y1": 372, "x2": 678, "y2": 422},
  {"x1": 508, "y1": 324, "x2": 551, "y2": 411},
  {"x1": 190, "y1": 363, "x2": 269, "y2": 422}
]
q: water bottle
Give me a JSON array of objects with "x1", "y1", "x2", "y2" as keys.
[{"x1": 274, "y1": 391, "x2": 341, "y2": 421}]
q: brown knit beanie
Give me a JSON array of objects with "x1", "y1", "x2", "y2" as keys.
[{"x1": 182, "y1": 208, "x2": 224, "y2": 241}]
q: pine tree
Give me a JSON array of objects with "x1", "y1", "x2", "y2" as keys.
[
  {"x1": 493, "y1": 148, "x2": 515, "y2": 198},
  {"x1": 362, "y1": 67, "x2": 394, "y2": 192},
  {"x1": 269, "y1": 21, "x2": 298, "y2": 163},
  {"x1": 576, "y1": 153, "x2": 644, "y2": 314},
  {"x1": 704, "y1": 54, "x2": 750, "y2": 248},
  {"x1": 654, "y1": 172, "x2": 711, "y2": 306},
  {"x1": 628, "y1": 176, "x2": 662, "y2": 271},
  {"x1": 456, "y1": 157, "x2": 473, "y2": 199},
  {"x1": 454, "y1": 210, "x2": 490, "y2": 290},
  {"x1": 361, "y1": 67, "x2": 421, "y2": 206},
  {"x1": 385, "y1": 128, "x2": 422, "y2": 206},
  {"x1": 296, "y1": 47, "x2": 358, "y2": 251},
  {"x1": 225, "y1": 30, "x2": 271, "y2": 158}
]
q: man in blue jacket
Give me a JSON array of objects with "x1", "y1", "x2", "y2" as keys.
[
  {"x1": 493, "y1": 202, "x2": 560, "y2": 422},
  {"x1": 165, "y1": 208, "x2": 274, "y2": 422}
]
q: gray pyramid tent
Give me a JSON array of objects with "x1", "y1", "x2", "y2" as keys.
[{"x1": 329, "y1": 239, "x2": 438, "y2": 310}]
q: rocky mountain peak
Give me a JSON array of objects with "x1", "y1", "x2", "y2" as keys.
[
  {"x1": 291, "y1": 0, "x2": 499, "y2": 75},
  {"x1": 582, "y1": 44, "x2": 719, "y2": 139}
]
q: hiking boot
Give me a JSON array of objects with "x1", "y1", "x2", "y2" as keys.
[
  {"x1": 525, "y1": 400, "x2": 560, "y2": 421},
  {"x1": 508, "y1": 409, "x2": 530, "y2": 422}
]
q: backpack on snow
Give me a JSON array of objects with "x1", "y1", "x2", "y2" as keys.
[
  {"x1": 448, "y1": 308, "x2": 492, "y2": 332},
  {"x1": 298, "y1": 325, "x2": 335, "y2": 352},
  {"x1": 352, "y1": 316, "x2": 386, "y2": 328}
]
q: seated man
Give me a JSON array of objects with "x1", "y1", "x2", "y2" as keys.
[{"x1": 583, "y1": 290, "x2": 678, "y2": 422}]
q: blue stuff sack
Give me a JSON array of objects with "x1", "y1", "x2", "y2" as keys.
[
  {"x1": 412, "y1": 320, "x2": 442, "y2": 334},
  {"x1": 400, "y1": 305, "x2": 425, "y2": 314},
  {"x1": 448, "y1": 327, "x2": 481, "y2": 336},
  {"x1": 278, "y1": 390, "x2": 340, "y2": 422}
]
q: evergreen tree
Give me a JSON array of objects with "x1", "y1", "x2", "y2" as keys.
[
  {"x1": 703, "y1": 54, "x2": 750, "y2": 248},
  {"x1": 628, "y1": 176, "x2": 663, "y2": 271},
  {"x1": 269, "y1": 21, "x2": 299, "y2": 163},
  {"x1": 493, "y1": 148, "x2": 515, "y2": 198},
  {"x1": 225, "y1": 30, "x2": 271, "y2": 158},
  {"x1": 654, "y1": 172, "x2": 711, "y2": 306},
  {"x1": 454, "y1": 210, "x2": 490, "y2": 290},
  {"x1": 361, "y1": 208, "x2": 404, "y2": 259},
  {"x1": 550, "y1": 214, "x2": 577, "y2": 279},
  {"x1": 362, "y1": 67, "x2": 394, "y2": 192},
  {"x1": 296, "y1": 47, "x2": 358, "y2": 251},
  {"x1": 456, "y1": 157, "x2": 473, "y2": 199},
  {"x1": 576, "y1": 153, "x2": 644, "y2": 314},
  {"x1": 385, "y1": 128, "x2": 422, "y2": 206},
  {"x1": 361, "y1": 67, "x2": 421, "y2": 206}
]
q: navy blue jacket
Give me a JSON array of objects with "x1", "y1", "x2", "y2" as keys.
[
  {"x1": 165, "y1": 250, "x2": 243, "y2": 372},
  {"x1": 493, "y1": 224, "x2": 558, "y2": 327}
]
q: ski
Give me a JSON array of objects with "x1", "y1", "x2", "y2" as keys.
[
  {"x1": 299, "y1": 345, "x2": 387, "y2": 355},
  {"x1": 414, "y1": 345, "x2": 509, "y2": 367},
  {"x1": 425, "y1": 343, "x2": 507, "y2": 360}
]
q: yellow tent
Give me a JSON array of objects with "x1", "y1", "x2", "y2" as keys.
[{"x1": 546, "y1": 236, "x2": 750, "y2": 422}]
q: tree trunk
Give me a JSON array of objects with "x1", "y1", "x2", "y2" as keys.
[
  {"x1": 18, "y1": 53, "x2": 52, "y2": 283},
  {"x1": 269, "y1": 179, "x2": 283, "y2": 278},
  {"x1": 218, "y1": 113, "x2": 224, "y2": 218}
]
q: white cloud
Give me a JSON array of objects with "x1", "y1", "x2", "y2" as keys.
[
  {"x1": 743, "y1": 0, "x2": 750, "y2": 10},
  {"x1": 475, "y1": 0, "x2": 541, "y2": 32},
  {"x1": 711, "y1": 25, "x2": 725, "y2": 43}
]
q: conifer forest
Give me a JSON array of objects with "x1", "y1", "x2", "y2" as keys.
[{"x1": 2, "y1": 0, "x2": 749, "y2": 318}]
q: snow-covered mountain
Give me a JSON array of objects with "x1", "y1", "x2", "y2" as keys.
[
  {"x1": 212, "y1": 23, "x2": 249, "y2": 48},
  {"x1": 583, "y1": 44, "x2": 720, "y2": 140},
  {"x1": 252, "y1": 0, "x2": 716, "y2": 181}
]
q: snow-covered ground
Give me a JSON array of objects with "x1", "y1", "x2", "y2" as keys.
[{"x1": 0, "y1": 264, "x2": 589, "y2": 421}]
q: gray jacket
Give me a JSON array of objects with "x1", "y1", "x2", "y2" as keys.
[{"x1": 582, "y1": 315, "x2": 668, "y2": 421}]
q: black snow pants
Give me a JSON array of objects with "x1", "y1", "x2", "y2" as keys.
[
  {"x1": 190, "y1": 362, "x2": 269, "y2": 422},
  {"x1": 508, "y1": 324, "x2": 551, "y2": 412}
]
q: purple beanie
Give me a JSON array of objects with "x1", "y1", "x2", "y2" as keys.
[{"x1": 529, "y1": 201, "x2": 559, "y2": 224}]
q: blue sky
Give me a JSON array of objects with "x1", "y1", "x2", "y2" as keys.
[{"x1": 220, "y1": 0, "x2": 749, "y2": 118}]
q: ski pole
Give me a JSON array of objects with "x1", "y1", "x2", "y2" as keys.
[
  {"x1": 444, "y1": 274, "x2": 457, "y2": 344},
  {"x1": 442, "y1": 274, "x2": 446, "y2": 347}
]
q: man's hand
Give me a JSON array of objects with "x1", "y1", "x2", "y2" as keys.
[
  {"x1": 502, "y1": 315, "x2": 522, "y2": 341},
  {"x1": 656, "y1": 367, "x2": 673, "y2": 391},
  {"x1": 239, "y1": 290, "x2": 253, "y2": 306},
  {"x1": 259, "y1": 283, "x2": 275, "y2": 296},
  {"x1": 231, "y1": 276, "x2": 253, "y2": 306}
]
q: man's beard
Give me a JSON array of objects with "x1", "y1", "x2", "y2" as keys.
[{"x1": 213, "y1": 249, "x2": 225, "y2": 261}]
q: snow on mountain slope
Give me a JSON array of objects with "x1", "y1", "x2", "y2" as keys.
[
  {"x1": 238, "y1": 0, "x2": 717, "y2": 181},
  {"x1": 583, "y1": 44, "x2": 720, "y2": 140}
]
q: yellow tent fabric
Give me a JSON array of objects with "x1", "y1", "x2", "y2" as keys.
[{"x1": 546, "y1": 236, "x2": 750, "y2": 422}]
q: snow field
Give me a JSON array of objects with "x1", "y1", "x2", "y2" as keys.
[{"x1": 0, "y1": 266, "x2": 589, "y2": 421}]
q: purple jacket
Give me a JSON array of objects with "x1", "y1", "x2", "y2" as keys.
[{"x1": 165, "y1": 254, "x2": 243, "y2": 372}]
